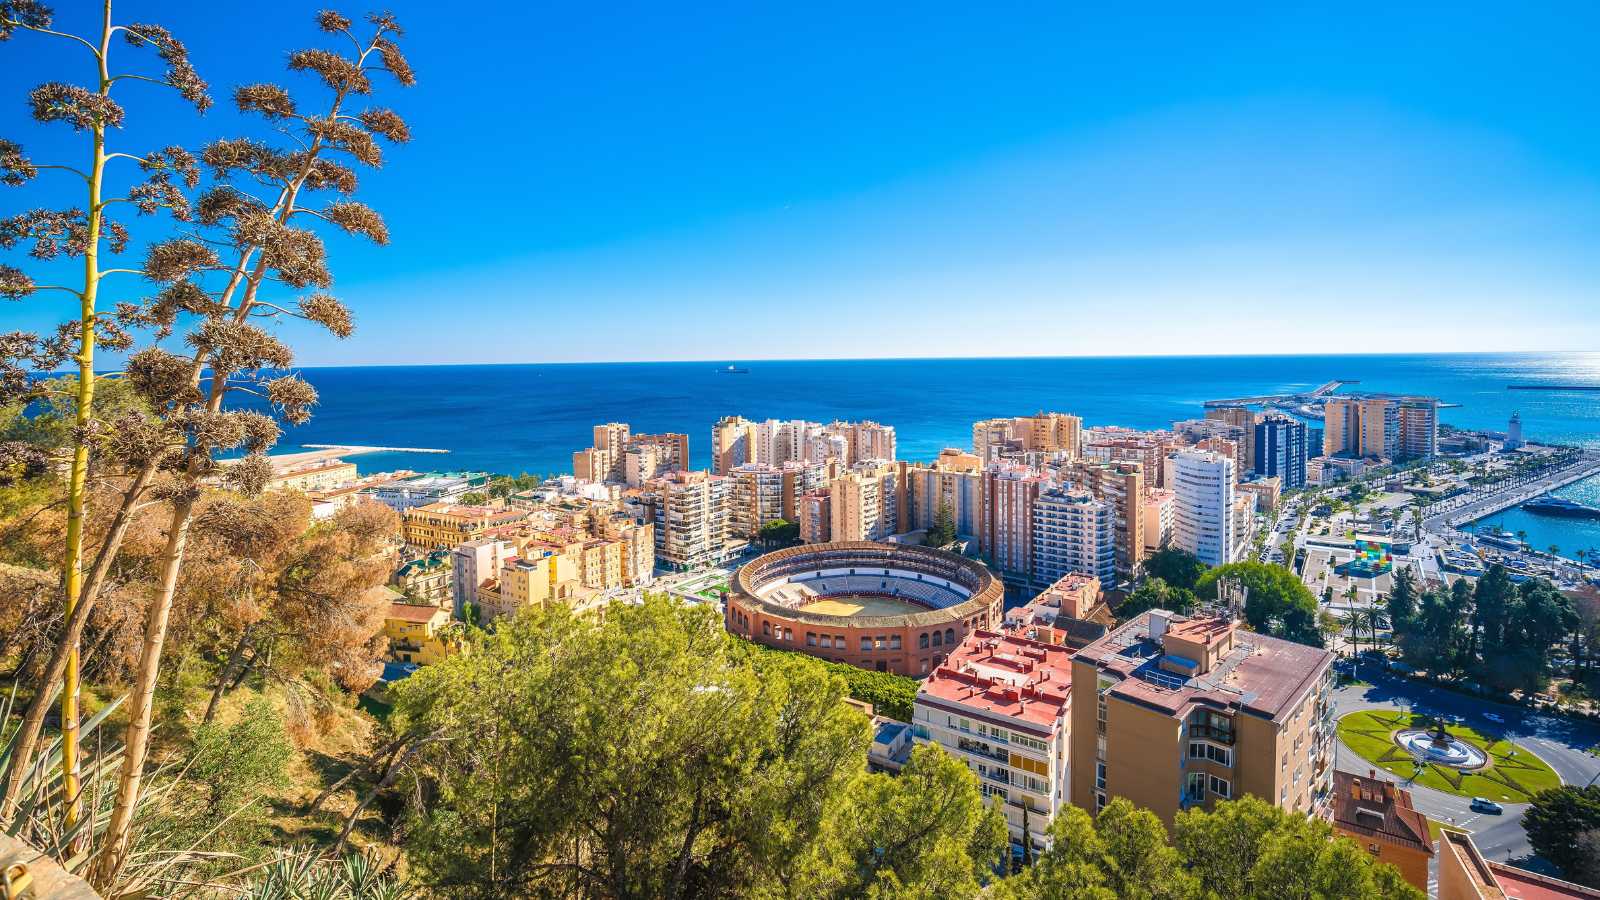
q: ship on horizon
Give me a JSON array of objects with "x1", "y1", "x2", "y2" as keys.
[{"x1": 717, "y1": 364, "x2": 751, "y2": 374}]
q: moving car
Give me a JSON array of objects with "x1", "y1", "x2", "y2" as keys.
[{"x1": 1470, "y1": 797, "x2": 1504, "y2": 814}]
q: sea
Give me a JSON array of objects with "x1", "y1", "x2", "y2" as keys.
[{"x1": 277, "y1": 352, "x2": 1600, "y2": 555}]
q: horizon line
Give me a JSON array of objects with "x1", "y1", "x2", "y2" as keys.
[{"x1": 282, "y1": 348, "x2": 1583, "y2": 371}]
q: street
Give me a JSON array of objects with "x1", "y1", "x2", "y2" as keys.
[{"x1": 1331, "y1": 669, "x2": 1600, "y2": 870}]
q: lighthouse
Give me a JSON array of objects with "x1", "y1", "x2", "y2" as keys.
[{"x1": 1505, "y1": 411, "x2": 1524, "y2": 450}]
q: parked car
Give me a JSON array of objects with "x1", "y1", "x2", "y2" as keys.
[{"x1": 1470, "y1": 798, "x2": 1504, "y2": 815}]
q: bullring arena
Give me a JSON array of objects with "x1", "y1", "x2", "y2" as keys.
[{"x1": 723, "y1": 541, "x2": 1004, "y2": 675}]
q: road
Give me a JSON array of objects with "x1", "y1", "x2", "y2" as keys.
[{"x1": 1332, "y1": 669, "x2": 1600, "y2": 869}]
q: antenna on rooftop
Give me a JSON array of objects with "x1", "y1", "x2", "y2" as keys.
[{"x1": 1217, "y1": 576, "x2": 1247, "y2": 621}]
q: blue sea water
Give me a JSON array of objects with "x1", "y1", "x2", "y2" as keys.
[
  {"x1": 273, "y1": 352, "x2": 1600, "y2": 551},
  {"x1": 281, "y1": 352, "x2": 1600, "y2": 477}
]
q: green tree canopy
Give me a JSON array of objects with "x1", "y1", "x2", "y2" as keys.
[
  {"x1": 759, "y1": 518, "x2": 800, "y2": 547},
  {"x1": 1196, "y1": 562, "x2": 1323, "y2": 647},
  {"x1": 1523, "y1": 786, "x2": 1600, "y2": 884},
  {"x1": 1117, "y1": 577, "x2": 1196, "y2": 621},
  {"x1": 924, "y1": 502, "x2": 958, "y2": 547},
  {"x1": 391, "y1": 596, "x2": 1005, "y2": 898},
  {"x1": 1001, "y1": 795, "x2": 1422, "y2": 900},
  {"x1": 1142, "y1": 547, "x2": 1208, "y2": 593}
]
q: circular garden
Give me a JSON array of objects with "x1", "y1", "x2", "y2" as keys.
[{"x1": 1336, "y1": 710, "x2": 1560, "y2": 803}]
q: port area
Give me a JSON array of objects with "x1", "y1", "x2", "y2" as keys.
[{"x1": 1426, "y1": 449, "x2": 1600, "y2": 534}]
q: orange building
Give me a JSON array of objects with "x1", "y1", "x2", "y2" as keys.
[{"x1": 1330, "y1": 771, "x2": 1433, "y2": 892}]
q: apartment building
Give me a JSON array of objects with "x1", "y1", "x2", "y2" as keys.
[
  {"x1": 1003, "y1": 574, "x2": 1109, "y2": 650},
  {"x1": 1020, "y1": 412, "x2": 1083, "y2": 457},
  {"x1": 832, "y1": 419, "x2": 897, "y2": 464},
  {"x1": 711, "y1": 415, "x2": 755, "y2": 475},
  {"x1": 1195, "y1": 436, "x2": 1243, "y2": 486},
  {"x1": 1171, "y1": 450, "x2": 1235, "y2": 567},
  {"x1": 574, "y1": 423, "x2": 688, "y2": 485},
  {"x1": 981, "y1": 464, "x2": 1046, "y2": 580},
  {"x1": 913, "y1": 630, "x2": 1073, "y2": 851},
  {"x1": 402, "y1": 502, "x2": 527, "y2": 551},
  {"x1": 651, "y1": 470, "x2": 734, "y2": 569},
  {"x1": 972, "y1": 417, "x2": 1018, "y2": 463},
  {"x1": 1070, "y1": 610, "x2": 1335, "y2": 826},
  {"x1": 1031, "y1": 486, "x2": 1114, "y2": 587},
  {"x1": 478, "y1": 549, "x2": 597, "y2": 623},
  {"x1": 1142, "y1": 489, "x2": 1174, "y2": 552},
  {"x1": 391, "y1": 550, "x2": 453, "y2": 606},
  {"x1": 729, "y1": 463, "x2": 785, "y2": 539},
  {"x1": 1254, "y1": 413, "x2": 1308, "y2": 488},
  {"x1": 1058, "y1": 459, "x2": 1146, "y2": 580},
  {"x1": 1204, "y1": 406, "x2": 1259, "y2": 471},
  {"x1": 797, "y1": 491, "x2": 832, "y2": 544},
  {"x1": 779, "y1": 459, "x2": 832, "y2": 522},
  {"x1": 384, "y1": 598, "x2": 461, "y2": 665},
  {"x1": 451, "y1": 537, "x2": 516, "y2": 619},
  {"x1": 830, "y1": 462, "x2": 899, "y2": 541},
  {"x1": 265, "y1": 457, "x2": 358, "y2": 493},
  {"x1": 902, "y1": 458, "x2": 984, "y2": 540},
  {"x1": 1396, "y1": 397, "x2": 1438, "y2": 460}
]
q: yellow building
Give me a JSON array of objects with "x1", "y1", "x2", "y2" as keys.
[
  {"x1": 402, "y1": 502, "x2": 527, "y2": 551},
  {"x1": 1070, "y1": 610, "x2": 1334, "y2": 826},
  {"x1": 479, "y1": 551, "x2": 598, "y2": 623},
  {"x1": 385, "y1": 597, "x2": 461, "y2": 665},
  {"x1": 266, "y1": 457, "x2": 359, "y2": 493}
]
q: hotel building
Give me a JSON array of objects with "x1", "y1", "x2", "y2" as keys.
[
  {"x1": 1171, "y1": 450, "x2": 1236, "y2": 567},
  {"x1": 1031, "y1": 486, "x2": 1115, "y2": 587},
  {"x1": 1070, "y1": 610, "x2": 1335, "y2": 825},
  {"x1": 402, "y1": 502, "x2": 527, "y2": 551},
  {"x1": 913, "y1": 630, "x2": 1073, "y2": 850}
]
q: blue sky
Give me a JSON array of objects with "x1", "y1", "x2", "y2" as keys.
[{"x1": 4, "y1": 1, "x2": 1600, "y2": 365}]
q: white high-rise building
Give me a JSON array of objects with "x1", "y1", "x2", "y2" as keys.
[{"x1": 1172, "y1": 450, "x2": 1236, "y2": 567}]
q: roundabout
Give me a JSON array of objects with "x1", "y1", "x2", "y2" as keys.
[{"x1": 1336, "y1": 710, "x2": 1561, "y2": 803}]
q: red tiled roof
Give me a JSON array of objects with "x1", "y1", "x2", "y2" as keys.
[
  {"x1": 917, "y1": 630, "x2": 1073, "y2": 731},
  {"x1": 387, "y1": 602, "x2": 443, "y2": 624}
]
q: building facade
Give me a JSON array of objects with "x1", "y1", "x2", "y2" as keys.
[
  {"x1": 1171, "y1": 450, "x2": 1236, "y2": 567},
  {"x1": 1031, "y1": 486, "x2": 1115, "y2": 587},
  {"x1": 913, "y1": 631, "x2": 1073, "y2": 850},
  {"x1": 1253, "y1": 413, "x2": 1308, "y2": 488},
  {"x1": 1070, "y1": 610, "x2": 1335, "y2": 826}
]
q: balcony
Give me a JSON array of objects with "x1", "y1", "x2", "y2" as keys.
[{"x1": 958, "y1": 737, "x2": 1010, "y2": 763}]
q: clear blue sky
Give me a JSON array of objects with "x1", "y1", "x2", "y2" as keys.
[{"x1": 5, "y1": 1, "x2": 1600, "y2": 365}]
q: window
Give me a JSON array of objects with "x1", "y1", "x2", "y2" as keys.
[
  {"x1": 919, "y1": 633, "x2": 930, "y2": 649},
  {"x1": 1209, "y1": 775, "x2": 1230, "y2": 799},
  {"x1": 783, "y1": 627, "x2": 793, "y2": 641},
  {"x1": 819, "y1": 635, "x2": 832, "y2": 648},
  {"x1": 836, "y1": 635, "x2": 845, "y2": 646},
  {"x1": 1013, "y1": 734, "x2": 1048, "y2": 753},
  {"x1": 1186, "y1": 772, "x2": 1206, "y2": 802},
  {"x1": 1189, "y1": 742, "x2": 1204, "y2": 760},
  {"x1": 1189, "y1": 743, "x2": 1230, "y2": 766},
  {"x1": 1095, "y1": 762, "x2": 1106, "y2": 790},
  {"x1": 762, "y1": 622, "x2": 771, "y2": 636},
  {"x1": 889, "y1": 635, "x2": 902, "y2": 650},
  {"x1": 875, "y1": 636, "x2": 887, "y2": 649},
  {"x1": 860, "y1": 637, "x2": 872, "y2": 651},
  {"x1": 931, "y1": 631, "x2": 943, "y2": 647},
  {"x1": 945, "y1": 628, "x2": 956, "y2": 645},
  {"x1": 1095, "y1": 791, "x2": 1107, "y2": 812},
  {"x1": 806, "y1": 632, "x2": 817, "y2": 646}
]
